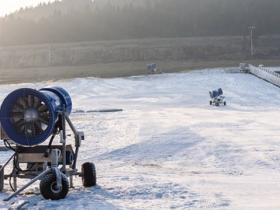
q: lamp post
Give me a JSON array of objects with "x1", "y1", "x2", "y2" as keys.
[{"x1": 248, "y1": 26, "x2": 256, "y2": 57}]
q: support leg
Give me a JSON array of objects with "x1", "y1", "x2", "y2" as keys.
[
  {"x1": 69, "y1": 175, "x2": 74, "y2": 188},
  {"x1": 0, "y1": 153, "x2": 15, "y2": 174},
  {"x1": 13, "y1": 174, "x2": 17, "y2": 191},
  {"x1": 3, "y1": 168, "x2": 51, "y2": 201}
]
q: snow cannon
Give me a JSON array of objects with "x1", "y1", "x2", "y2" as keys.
[
  {"x1": 0, "y1": 87, "x2": 72, "y2": 146},
  {"x1": 209, "y1": 88, "x2": 226, "y2": 106},
  {"x1": 209, "y1": 88, "x2": 223, "y2": 99},
  {"x1": 0, "y1": 87, "x2": 96, "y2": 201}
]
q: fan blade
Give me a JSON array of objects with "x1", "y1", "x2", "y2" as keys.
[
  {"x1": 31, "y1": 122, "x2": 36, "y2": 137},
  {"x1": 33, "y1": 96, "x2": 40, "y2": 108},
  {"x1": 15, "y1": 119, "x2": 25, "y2": 127},
  {"x1": 40, "y1": 112, "x2": 49, "y2": 121},
  {"x1": 38, "y1": 104, "x2": 48, "y2": 112},
  {"x1": 10, "y1": 112, "x2": 24, "y2": 119},
  {"x1": 12, "y1": 104, "x2": 24, "y2": 112},
  {"x1": 14, "y1": 119, "x2": 25, "y2": 133},
  {"x1": 40, "y1": 109, "x2": 50, "y2": 115},
  {"x1": 18, "y1": 97, "x2": 28, "y2": 109},
  {"x1": 40, "y1": 111, "x2": 49, "y2": 116},
  {"x1": 34, "y1": 121, "x2": 43, "y2": 133},
  {"x1": 11, "y1": 111, "x2": 23, "y2": 114},
  {"x1": 14, "y1": 101, "x2": 25, "y2": 110},
  {"x1": 25, "y1": 122, "x2": 36, "y2": 137},
  {"x1": 27, "y1": 95, "x2": 33, "y2": 107},
  {"x1": 24, "y1": 123, "x2": 31, "y2": 137},
  {"x1": 19, "y1": 124, "x2": 25, "y2": 133},
  {"x1": 38, "y1": 117, "x2": 48, "y2": 125}
]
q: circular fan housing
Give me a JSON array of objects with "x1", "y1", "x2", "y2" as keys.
[
  {"x1": 0, "y1": 87, "x2": 72, "y2": 146},
  {"x1": 210, "y1": 88, "x2": 223, "y2": 98}
]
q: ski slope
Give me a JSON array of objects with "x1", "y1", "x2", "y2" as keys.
[{"x1": 1, "y1": 68, "x2": 280, "y2": 209}]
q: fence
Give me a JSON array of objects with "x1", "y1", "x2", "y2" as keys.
[{"x1": 247, "y1": 64, "x2": 280, "y2": 87}]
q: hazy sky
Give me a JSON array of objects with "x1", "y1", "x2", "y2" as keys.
[{"x1": 0, "y1": 0, "x2": 57, "y2": 16}]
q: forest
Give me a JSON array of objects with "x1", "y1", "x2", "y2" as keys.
[{"x1": 0, "y1": 0, "x2": 279, "y2": 46}]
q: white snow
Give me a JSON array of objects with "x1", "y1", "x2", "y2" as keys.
[{"x1": 1, "y1": 68, "x2": 280, "y2": 209}]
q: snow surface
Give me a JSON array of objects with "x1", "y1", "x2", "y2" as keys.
[{"x1": 1, "y1": 68, "x2": 280, "y2": 209}]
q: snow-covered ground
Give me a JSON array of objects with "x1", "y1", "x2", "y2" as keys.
[{"x1": 1, "y1": 68, "x2": 280, "y2": 209}]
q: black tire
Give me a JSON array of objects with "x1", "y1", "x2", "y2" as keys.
[
  {"x1": 0, "y1": 165, "x2": 4, "y2": 192},
  {"x1": 209, "y1": 101, "x2": 212, "y2": 105},
  {"x1": 40, "y1": 172, "x2": 69, "y2": 200},
  {"x1": 82, "y1": 162, "x2": 96, "y2": 187},
  {"x1": 224, "y1": 101, "x2": 227, "y2": 106}
]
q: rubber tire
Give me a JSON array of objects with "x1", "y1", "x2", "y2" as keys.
[
  {"x1": 210, "y1": 101, "x2": 212, "y2": 105},
  {"x1": 82, "y1": 162, "x2": 96, "y2": 187},
  {"x1": 224, "y1": 101, "x2": 227, "y2": 106},
  {"x1": 0, "y1": 165, "x2": 3, "y2": 192},
  {"x1": 40, "y1": 172, "x2": 69, "y2": 200}
]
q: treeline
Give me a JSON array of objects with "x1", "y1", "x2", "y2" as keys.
[{"x1": 0, "y1": 0, "x2": 280, "y2": 46}]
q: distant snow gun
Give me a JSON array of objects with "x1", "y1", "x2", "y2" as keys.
[
  {"x1": 209, "y1": 88, "x2": 226, "y2": 106},
  {"x1": 147, "y1": 63, "x2": 158, "y2": 74},
  {"x1": 0, "y1": 87, "x2": 96, "y2": 201}
]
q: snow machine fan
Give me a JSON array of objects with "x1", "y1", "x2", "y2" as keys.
[
  {"x1": 0, "y1": 87, "x2": 72, "y2": 146},
  {"x1": 0, "y1": 87, "x2": 96, "y2": 201},
  {"x1": 209, "y1": 88, "x2": 226, "y2": 106}
]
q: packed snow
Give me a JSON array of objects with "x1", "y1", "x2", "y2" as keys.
[{"x1": 1, "y1": 68, "x2": 280, "y2": 209}]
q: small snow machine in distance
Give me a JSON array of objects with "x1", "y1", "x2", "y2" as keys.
[
  {"x1": 147, "y1": 63, "x2": 158, "y2": 74},
  {"x1": 0, "y1": 87, "x2": 96, "y2": 201},
  {"x1": 209, "y1": 88, "x2": 226, "y2": 106}
]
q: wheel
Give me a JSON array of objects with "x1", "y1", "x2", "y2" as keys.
[
  {"x1": 82, "y1": 162, "x2": 96, "y2": 187},
  {"x1": 209, "y1": 101, "x2": 212, "y2": 105},
  {"x1": 40, "y1": 172, "x2": 69, "y2": 200},
  {"x1": 224, "y1": 101, "x2": 227, "y2": 106},
  {"x1": 0, "y1": 165, "x2": 4, "y2": 192}
]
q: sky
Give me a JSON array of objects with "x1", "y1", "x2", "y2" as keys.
[{"x1": 0, "y1": 0, "x2": 57, "y2": 16}]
